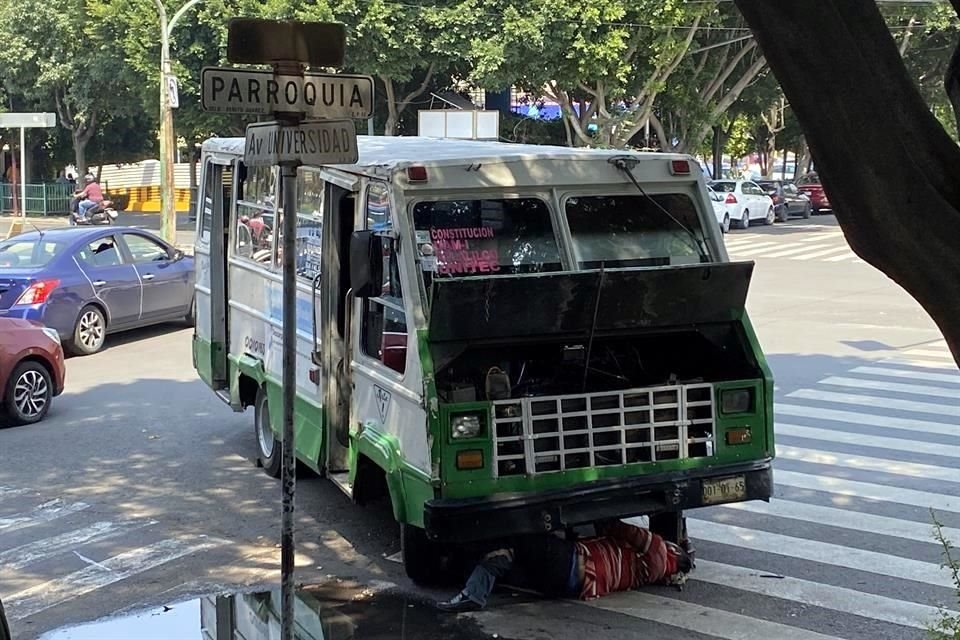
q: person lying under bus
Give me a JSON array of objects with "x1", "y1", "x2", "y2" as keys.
[{"x1": 436, "y1": 520, "x2": 694, "y2": 613}]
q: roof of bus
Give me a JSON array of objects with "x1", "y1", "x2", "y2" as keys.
[{"x1": 201, "y1": 135, "x2": 691, "y2": 172}]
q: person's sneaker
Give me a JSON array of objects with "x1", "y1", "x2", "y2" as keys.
[{"x1": 435, "y1": 592, "x2": 482, "y2": 613}]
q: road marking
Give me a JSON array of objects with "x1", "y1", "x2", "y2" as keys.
[
  {"x1": 818, "y1": 376, "x2": 960, "y2": 400},
  {"x1": 850, "y1": 366, "x2": 960, "y2": 385},
  {"x1": 776, "y1": 403, "x2": 959, "y2": 438},
  {"x1": 6, "y1": 536, "x2": 221, "y2": 621},
  {"x1": 692, "y1": 559, "x2": 950, "y2": 630},
  {"x1": 0, "y1": 500, "x2": 91, "y2": 533},
  {"x1": 883, "y1": 357, "x2": 959, "y2": 370},
  {"x1": 689, "y1": 519, "x2": 953, "y2": 588},
  {"x1": 777, "y1": 423, "x2": 960, "y2": 458},
  {"x1": 825, "y1": 253, "x2": 856, "y2": 262},
  {"x1": 775, "y1": 444, "x2": 960, "y2": 483},
  {"x1": 787, "y1": 388, "x2": 960, "y2": 418},
  {"x1": 757, "y1": 243, "x2": 833, "y2": 258},
  {"x1": 584, "y1": 591, "x2": 846, "y2": 640},
  {"x1": 784, "y1": 246, "x2": 852, "y2": 260},
  {"x1": 774, "y1": 469, "x2": 960, "y2": 513},
  {"x1": 728, "y1": 244, "x2": 793, "y2": 257},
  {"x1": 717, "y1": 498, "x2": 960, "y2": 544},
  {"x1": 0, "y1": 520, "x2": 155, "y2": 571}
]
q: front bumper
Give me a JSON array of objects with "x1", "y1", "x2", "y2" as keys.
[{"x1": 424, "y1": 459, "x2": 773, "y2": 543}]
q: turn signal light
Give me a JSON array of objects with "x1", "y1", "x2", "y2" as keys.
[
  {"x1": 726, "y1": 428, "x2": 752, "y2": 445},
  {"x1": 456, "y1": 450, "x2": 484, "y2": 470},
  {"x1": 15, "y1": 279, "x2": 60, "y2": 305}
]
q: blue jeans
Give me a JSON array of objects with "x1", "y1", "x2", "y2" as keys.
[
  {"x1": 78, "y1": 199, "x2": 98, "y2": 219},
  {"x1": 461, "y1": 540, "x2": 581, "y2": 607}
]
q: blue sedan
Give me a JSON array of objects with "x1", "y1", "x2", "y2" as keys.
[{"x1": 0, "y1": 227, "x2": 195, "y2": 355}]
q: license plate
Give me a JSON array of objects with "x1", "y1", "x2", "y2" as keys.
[{"x1": 702, "y1": 475, "x2": 747, "y2": 505}]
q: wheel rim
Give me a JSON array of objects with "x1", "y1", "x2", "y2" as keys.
[
  {"x1": 78, "y1": 310, "x2": 105, "y2": 350},
  {"x1": 742, "y1": 212, "x2": 749, "y2": 226},
  {"x1": 256, "y1": 396, "x2": 275, "y2": 458},
  {"x1": 723, "y1": 215, "x2": 730, "y2": 232},
  {"x1": 14, "y1": 369, "x2": 48, "y2": 418},
  {"x1": 768, "y1": 208, "x2": 775, "y2": 223}
]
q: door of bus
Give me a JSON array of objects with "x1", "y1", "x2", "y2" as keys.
[{"x1": 195, "y1": 158, "x2": 233, "y2": 391}]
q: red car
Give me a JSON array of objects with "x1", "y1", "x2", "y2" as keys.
[
  {"x1": 0, "y1": 318, "x2": 65, "y2": 425},
  {"x1": 795, "y1": 172, "x2": 831, "y2": 214}
]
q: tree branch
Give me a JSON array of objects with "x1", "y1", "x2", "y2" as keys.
[
  {"x1": 398, "y1": 63, "x2": 436, "y2": 113},
  {"x1": 649, "y1": 112, "x2": 669, "y2": 151},
  {"x1": 702, "y1": 40, "x2": 757, "y2": 104}
]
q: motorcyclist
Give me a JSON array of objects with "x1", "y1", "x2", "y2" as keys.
[{"x1": 74, "y1": 173, "x2": 104, "y2": 221}]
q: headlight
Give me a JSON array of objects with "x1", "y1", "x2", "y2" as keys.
[
  {"x1": 42, "y1": 327, "x2": 61, "y2": 344},
  {"x1": 721, "y1": 389, "x2": 753, "y2": 414},
  {"x1": 451, "y1": 413, "x2": 483, "y2": 439}
]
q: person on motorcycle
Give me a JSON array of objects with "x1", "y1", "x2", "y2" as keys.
[{"x1": 75, "y1": 174, "x2": 104, "y2": 221}]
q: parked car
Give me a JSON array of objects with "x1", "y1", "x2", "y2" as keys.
[
  {"x1": 0, "y1": 317, "x2": 65, "y2": 425},
  {"x1": 0, "y1": 227, "x2": 195, "y2": 356},
  {"x1": 795, "y1": 172, "x2": 831, "y2": 214},
  {"x1": 707, "y1": 180, "x2": 775, "y2": 229},
  {"x1": 706, "y1": 186, "x2": 732, "y2": 233},
  {"x1": 756, "y1": 180, "x2": 813, "y2": 221}
]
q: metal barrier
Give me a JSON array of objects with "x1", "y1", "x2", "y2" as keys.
[{"x1": 0, "y1": 183, "x2": 77, "y2": 215}]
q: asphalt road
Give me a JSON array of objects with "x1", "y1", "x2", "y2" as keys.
[{"x1": 1, "y1": 215, "x2": 957, "y2": 640}]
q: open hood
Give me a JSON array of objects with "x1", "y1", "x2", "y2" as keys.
[{"x1": 427, "y1": 262, "x2": 754, "y2": 348}]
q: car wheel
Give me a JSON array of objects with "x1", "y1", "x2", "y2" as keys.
[
  {"x1": 776, "y1": 206, "x2": 789, "y2": 223},
  {"x1": 803, "y1": 203, "x2": 812, "y2": 219},
  {"x1": 184, "y1": 296, "x2": 196, "y2": 327},
  {"x1": 3, "y1": 361, "x2": 53, "y2": 425},
  {"x1": 402, "y1": 523, "x2": 453, "y2": 586},
  {"x1": 721, "y1": 214, "x2": 730, "y2": 234},
  {"x1": 69, "y1": 305, "x2": 107, "y2": 356},
  {"x1": 764, "y1": 207, "x2": 776, "y2": 225},
  {"x1": 255, "y1": 386, "x2": 281, "y2": 478},
  {"x1": 740, "y1": 210, "x2": 750, "y2": 229}
]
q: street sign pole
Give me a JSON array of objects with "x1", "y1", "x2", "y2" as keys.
[{"x1": 19, "y1": 127, "x2": 25, "y2": 218}]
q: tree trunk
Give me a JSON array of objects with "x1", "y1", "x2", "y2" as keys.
[
  {"x1": 73, "y1": 134, "x2": 88, "y2": 178},
  {"x1": 796, "y1": 137, "x2": 812, "y2": 177},
  {"x1": 381, "y1": 77, "x2": 399, "y2": 136},
  {"x1": 712, "y1": 126, "x2": 723, "y2": 179},
  {"x1": 734, "y1": 0, "x2": 960, "y2": 364},
  {"x1": 763, "y1": 134, "x2": 777, "y2": 178}
]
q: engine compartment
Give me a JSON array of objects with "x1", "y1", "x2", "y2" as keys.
[{"x1": 435, "y1": 324, "x2": 761, "y2": 403}]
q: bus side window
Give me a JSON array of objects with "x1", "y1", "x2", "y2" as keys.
[
  {"x1": 359, "y1": 183, "x2": 407, "y2": 374},
  {"x1": 294, "y1": 169, "x2": 324, "y2": 281},
  {"x1": 235, "y1": 165, "x2": 276, "y2": 264}
]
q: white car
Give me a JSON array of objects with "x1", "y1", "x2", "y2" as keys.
[
  {"x1": 708, "y1": 180, "x2": 775, "y2": 229},
  {"x1": 707, "y1": 186, "x2": 732, "y2": 233}
]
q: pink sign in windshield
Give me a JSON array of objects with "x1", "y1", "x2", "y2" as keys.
[{"x1": 429, "y1": 227, "x2": 501, "y2": 275}]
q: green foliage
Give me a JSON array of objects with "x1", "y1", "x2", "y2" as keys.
[{"x1": 929, "y1": 510, "x2": 960, "y2": 640}]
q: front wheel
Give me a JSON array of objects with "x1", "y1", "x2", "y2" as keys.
[
  {"x1": 802, "y1": 203, "x2": 812, "y2": 219},
  {"x1": 3, "y1": 361, "x2": 53, "y2": 425},
  {"x1": 776, "y1": 206, "x2": 789, "y2": 223},
  {"x1": 69, "y1": 305, "x2": 106, "y2": 355},
  {"x1": 764, "y1": 207, "x2": 776, "y2": 225},
  {"x1": 401, "y1": 523, "x2": 450, "y2": 586},
  {"x1": 255, "y1": 387, "x2": 281, "y2": 478}
]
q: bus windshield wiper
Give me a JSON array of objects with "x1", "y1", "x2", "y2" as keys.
[{"x1": 610, "y1": 156, "x2": 709, "y2": 262}]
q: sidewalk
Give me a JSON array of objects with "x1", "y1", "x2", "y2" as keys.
[{"x1": 1, "y1": 212, "x2": 196, "y2": 251}]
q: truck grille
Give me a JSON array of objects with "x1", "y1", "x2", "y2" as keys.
[{"x1": 491, "y1": 384, "x2": 715, "y2": 477}]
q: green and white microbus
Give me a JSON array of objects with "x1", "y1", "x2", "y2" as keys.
[{"x1": 192, "y1": 136, "x2": 774, "y2": 582}]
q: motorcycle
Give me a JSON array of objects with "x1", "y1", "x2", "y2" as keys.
[{"x1": 69, "y1": 196, "x2": 119, "y2": 226}]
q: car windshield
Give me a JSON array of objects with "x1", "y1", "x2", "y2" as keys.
[
  {"x1": 0, "y1": 237, "x2": 66, "y2": 269},
  {"x1": 756, "y1": 182, "x2": 778, "y2": 192},
  {"x1": 800, "y1": 173, "x2": 821, "y2": 184},
  {"x1": 709, "y1": 181, "x2": 736, "y2": 193},
  {"x1": 412, "y1": 197, "x2": 562, "y2": 278},
  {"x1": 564, "y1": 194, "x2": 706, "y2": 268}
]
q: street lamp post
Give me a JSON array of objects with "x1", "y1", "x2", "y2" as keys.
[{"x1": 153, "y1": 0, "x2": 202, "y2": 245}]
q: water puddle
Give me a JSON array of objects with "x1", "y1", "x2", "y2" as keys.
[{"x1": 38, "y1": 584, "x2": 505, "y2": 640}]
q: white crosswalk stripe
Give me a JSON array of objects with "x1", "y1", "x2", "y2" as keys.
[
  {"x1": 567, "y1": 346, "x2": 960, "y2": 638},
  {"x1": 721, "y1": 226, "x2": 866, "y2": 263}
]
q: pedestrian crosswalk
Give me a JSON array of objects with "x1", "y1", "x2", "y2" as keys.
[
  {"x1": 0, "y1": 489, "x2": 225, "y2": 625},
  {"x1": 578, "y1": 340, "x2": 960, "y2": 639},
  {"x1": 723, "y1": 225, "x2": 867, "y2": 264}
]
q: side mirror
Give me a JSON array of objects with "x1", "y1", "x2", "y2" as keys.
[
  {"x1": 173, "y1": 248, "x2": 185, "y2": 261},
  {"x1": 350, "y1": 231, "x2": 383, "y2": 298}
]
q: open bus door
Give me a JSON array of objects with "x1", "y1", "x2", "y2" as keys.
[{"x1": 194, "y1": 157, "x2": 234, "y2": 394}]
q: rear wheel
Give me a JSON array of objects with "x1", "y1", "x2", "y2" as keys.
[
  {"x1": 776, "y1": 205, "x2": 789, "y2": 223},
  {"x1": 764, "y1": 207, "x2": 776, "y2": 225},
  {"x1": 255, "y1": 386, "x2": 281, "y2": 478},
  {"x1": 184, "y1": 296, "x2": 196, "y2": 327},
  {"x1": 721, "y1": 214, "x2": 730, "y2": 234},
  {"x1": 803, "y1": 203, "x2": 812, "y2": 219},
  {"x1": 739, "y1": 210, "x2": 750, "y2": 229},
  {"x1": 69, "y1": 305, "x2": 106, "y2": 355},
  {"x1": 3, "y1": 361, "x2": 53, "y2": 425}
]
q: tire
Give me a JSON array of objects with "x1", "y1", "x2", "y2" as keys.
[
  {"x1": 401, "y1": 523, "x2": 449, "y2": 586},
  {"x1": 739, "y1": 210, "x2": 750, "y2": 229},
  {"x1": 255, "y1": 386, "x2": 281, "y2": 478},
  {"x1": 3, "y1": 360, "x2": 53, "y2": 425},
  {"x1": 69, "y1": 305, "x2": 106, "y2": 356},
  {"x1": 776, "y1": 205, "x2": 789, "y2": 223},
  {"x1": 764, "y1": 207, "x2": 775, "y2": 225},
  {"x1": 802, "y1": 203, "x2": 812, "y2": 219},
  {"x1": 721, "y1": 214, "x2": 730, "y2": 234},
  {"x1": 649, "y1": 511, "x2": 688, "y2": 546},
  {"x1": 184, "y1": 296, "x2": 196, "y2": 327}
]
